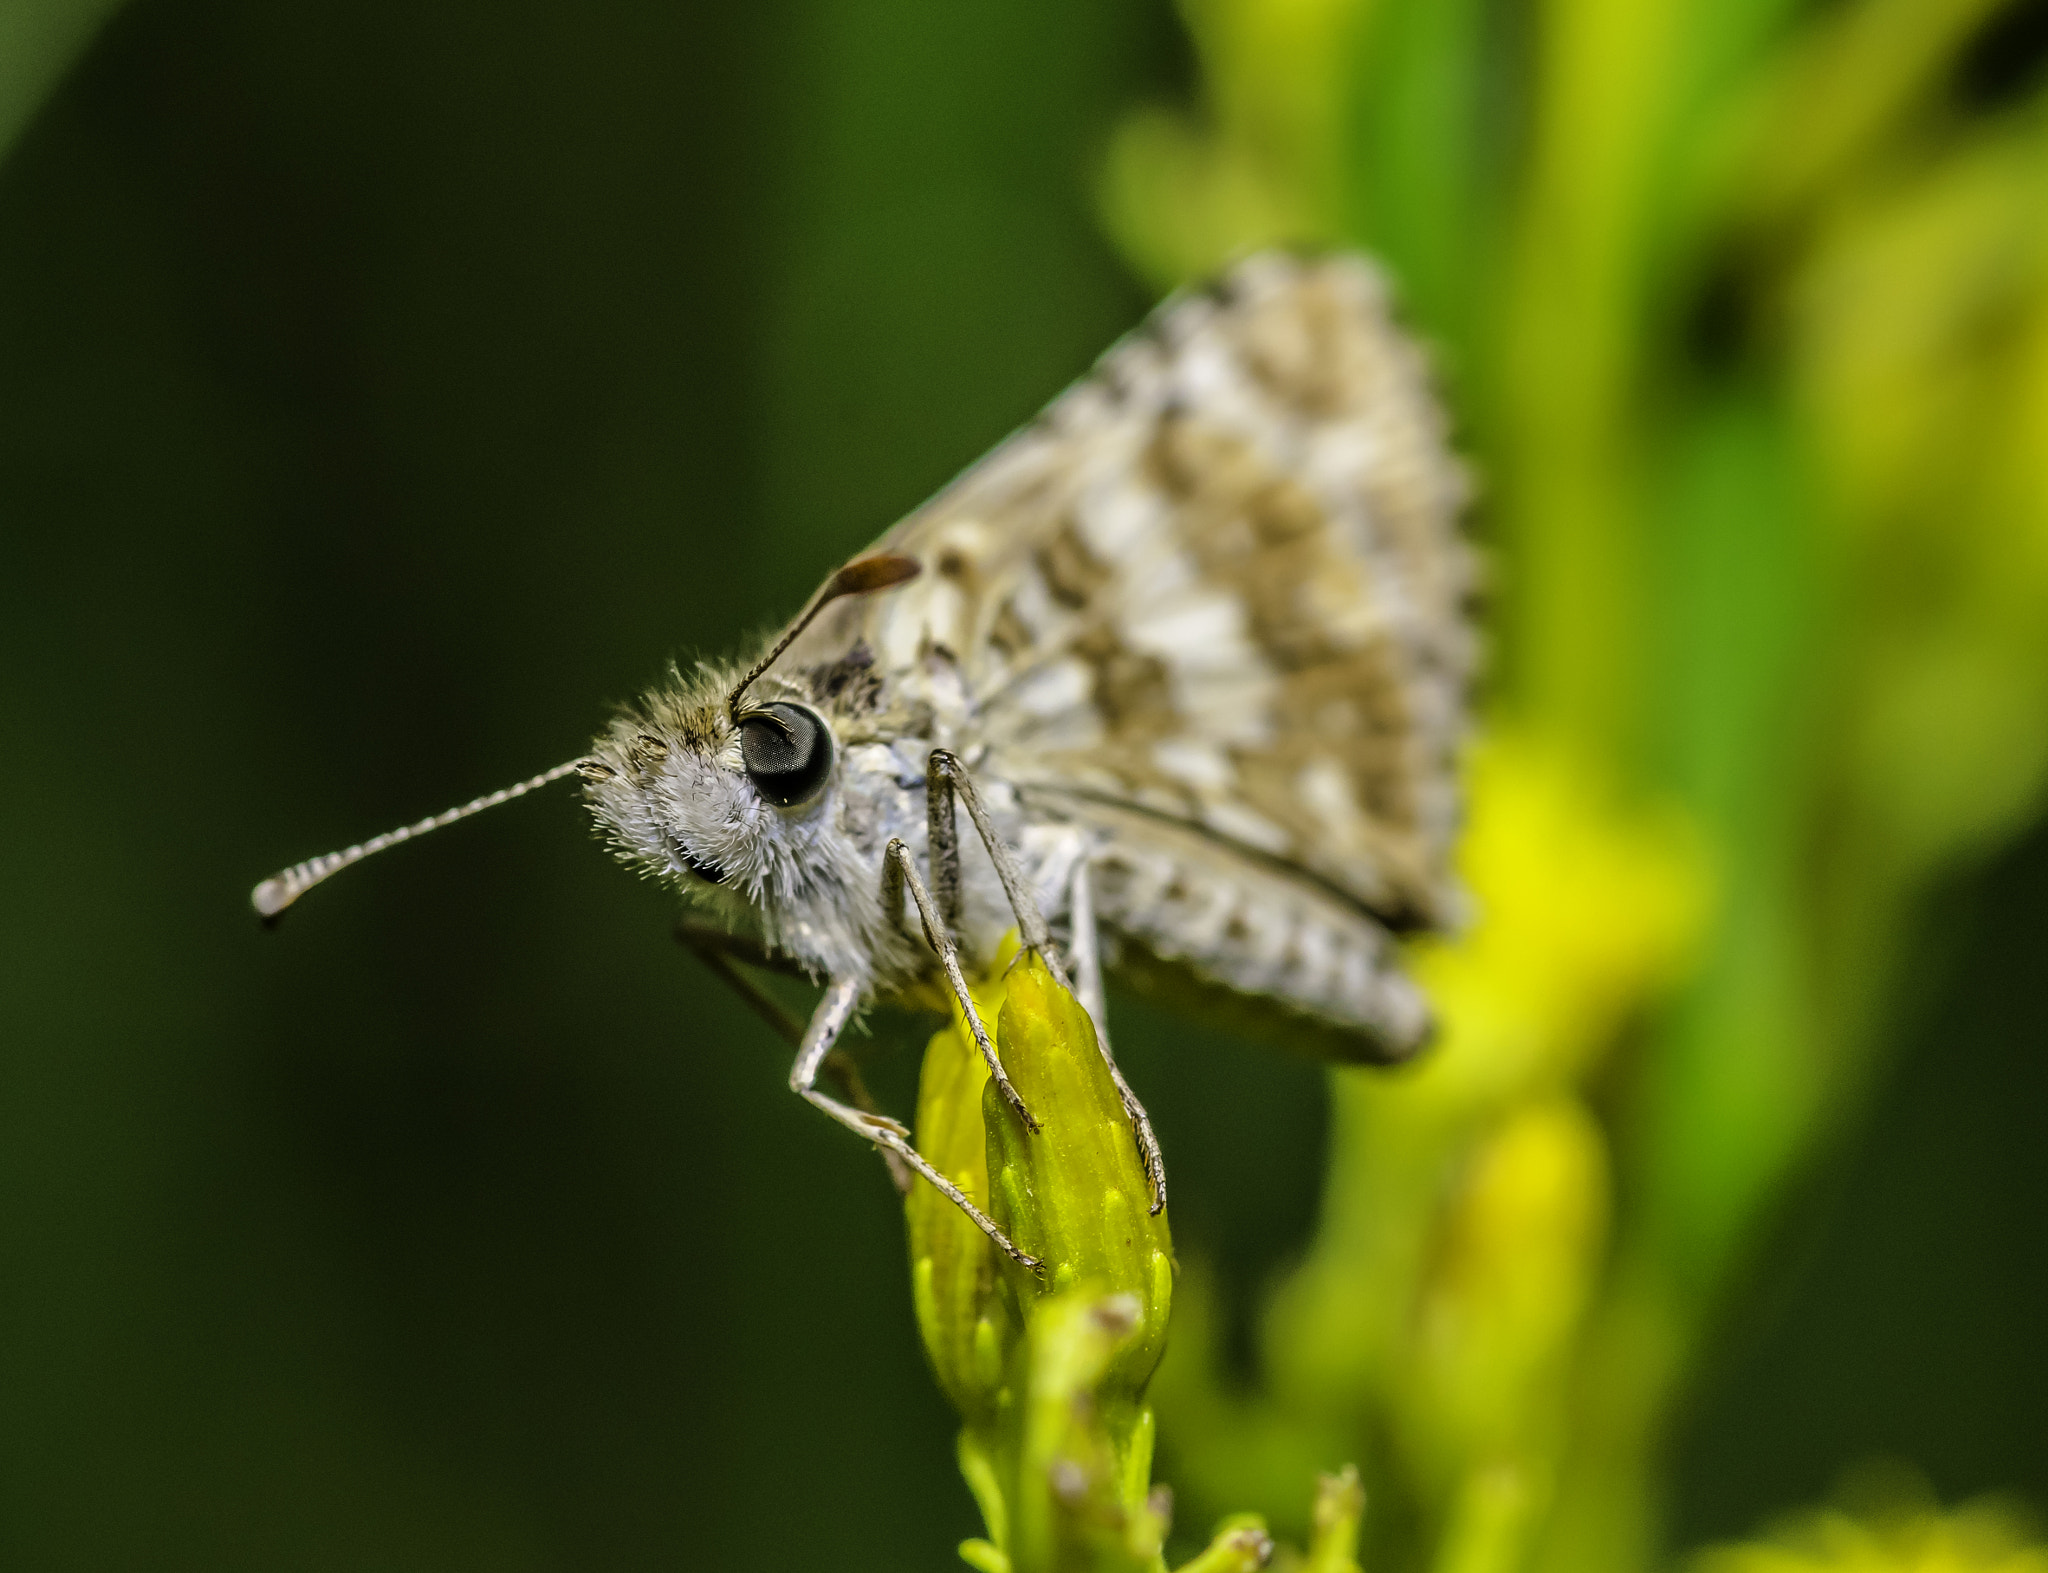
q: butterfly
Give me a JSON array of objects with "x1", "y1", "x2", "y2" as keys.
[{"x1": 254, "y1": 251, "x2": 1476, "y2": 1270}]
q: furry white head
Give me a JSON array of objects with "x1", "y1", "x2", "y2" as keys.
[{"x1": 578, "y1": 660, "x2": 914, "y2": 987}]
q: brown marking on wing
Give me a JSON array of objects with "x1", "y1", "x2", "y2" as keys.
[
  {"x1": 1236, "y1": 267, "x2": 1358, "y2": 416},
  {"x1": 1073, "y1": 624, "x2": 1178, "y2": 742},
  {"x1": 989, "y1": 596, "x2": 1035, "y2": 661},
  {"x1": 1131, "y1": 398, "x2": 1454, "y2": 917},
  {"x1": 1037, "y1": 516, "x2": 1111, "y2": 610}
]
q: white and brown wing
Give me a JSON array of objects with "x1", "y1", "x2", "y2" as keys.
[{"x1": 789, "y1": 252, "x2": 1475, "y2": 1056}]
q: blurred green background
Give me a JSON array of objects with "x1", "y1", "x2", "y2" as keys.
[{"x1": 2, "y1": 1, "x2": 2045, "y2": 1569}]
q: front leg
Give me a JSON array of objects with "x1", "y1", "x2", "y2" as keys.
[
  {"x1": 789, "y1": 976, "x2": 1040, "y2": 1271},
  {"x1": 882, "y1": 838, "x2": 1037, "y2": 1131}
]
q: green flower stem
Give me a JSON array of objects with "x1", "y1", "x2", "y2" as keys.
[
  {"x1": 909, "y1": 943, "x2": 1174, "y2": 1573},
  {"x1": 1172, "y1": 1518, "x2": 1273, "y2": 1573},
  {"x1": 1304, "y1": 1468, "x2": 1367, "y2": 1573}
]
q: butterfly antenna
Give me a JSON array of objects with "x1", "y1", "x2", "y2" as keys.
[
  {"x1": 251, "y1": 758, "x2": 587, "y2": 923},
  {"x1": 727, "y1": 553, "x2": 921, "y2": 721}
]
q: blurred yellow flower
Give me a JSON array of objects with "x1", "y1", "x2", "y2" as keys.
[
  {"x1": 1408, "y1": 731, "x2": 1712, "y2": 1107},
  {"x1": 1694, "y1": 1500, "x2": 2048, "y2": 1573}
]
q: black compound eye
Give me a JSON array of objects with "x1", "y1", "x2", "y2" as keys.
[{"x1": 738, "y1": 703, "x2": 834, "y2": 807}]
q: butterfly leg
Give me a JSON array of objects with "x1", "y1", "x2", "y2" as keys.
[
  {"x1": 926, "y1": 749, "x2": 1071, "y2": 991},
  {"x1": 882, "y1": 836, "x2": 1038, "y2": 1133},
  {"x1": 1067, "y1": 855, "x2": 1168, "y2": 1216},
  {"x1": 927, "y1": 750, "x2": 1166, "y2": 1216},
  {"x1": 675, "y1": 919, "x2": 910, "y2": 1193},
  {"x1": 790, "y1": 975, "x2": 1041, "y2": 1271}
]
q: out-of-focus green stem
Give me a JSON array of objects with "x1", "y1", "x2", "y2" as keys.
[
  {"x1": 0, "y1": 0, "x2": 127, "y2": 166},
  {"x1": 1172, "y1": 1517, "x2": 1273, "y2": 1573},
  {"x1": 1305, "y1": 1468, "x2": 1368, "y2": 1573}
]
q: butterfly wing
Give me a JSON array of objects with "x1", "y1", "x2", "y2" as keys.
[{"x1": 787, "y1": 252, "x2": 1475, "y2": 1056}]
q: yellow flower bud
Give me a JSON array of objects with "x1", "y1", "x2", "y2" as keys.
[
  {"x1": 908, "y1": 944, "x2": 1177, "y2": 1573},
  {"x1": 907, "y1": 958, "x2": 1017, "y2": 1425},
  {"x1": 985, "y1": 953, "x2": 1175, "y2": 1377}
]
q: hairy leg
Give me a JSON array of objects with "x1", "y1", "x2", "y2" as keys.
[
  {"x1": 882, "y1": 838, "x2": 1036, "y2": 1132},
  {"x1": 925, "y1": 749, "x2": 1071, "y2": 992},
  {"x1": 1066, "y1": 855, "x2": 1167, "y2": 1215},
  {"x1": 789, "y1": 976, "x2": 1039, "y2": 1270},
  {"x1": 926, "y1": 753, "x2": 1167, "y2": 1216}
]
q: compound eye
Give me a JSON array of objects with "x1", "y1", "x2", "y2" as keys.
[{"x1": 738, "y1": 702, "x2": 834, "y2": 807}]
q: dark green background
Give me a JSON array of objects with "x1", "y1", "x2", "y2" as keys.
[{"x1": 1, "y1": 3, "x2": 2042, "y2": 1567}]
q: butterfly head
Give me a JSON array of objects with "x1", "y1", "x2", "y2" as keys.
[
  {"x1": 580, "y1": 551, "x2": 920, "y2": 910},
  {"x1": 579, "y1": 677, "x2": 840, "y2": 896}
]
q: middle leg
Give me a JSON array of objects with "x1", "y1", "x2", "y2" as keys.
[
  {"x1": 925, "y1": 753, "x2": 1169, "y2": 1216},
  {"x1": 1066, "y1": 853, "x2": 1168, "y2": 1216},
  {"x1": 926, "y1": 749, "x2": 1071, "y2": 992}
]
